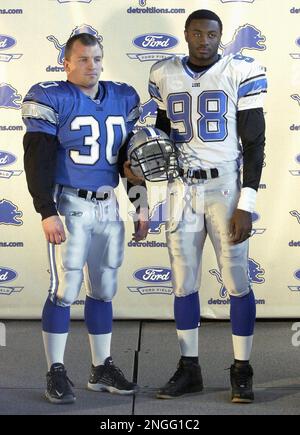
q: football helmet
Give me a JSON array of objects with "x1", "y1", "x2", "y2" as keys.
[{"x1": 127, "y1": 127, "x2": 180, "y2": 182}]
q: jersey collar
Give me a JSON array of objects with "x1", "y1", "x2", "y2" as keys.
[
  {"x1": 181, "y1": 55, "x2": 221, "y2": 80},
  {"x1": 66, "y1": 80, "x2": 105, "y2": 104}
]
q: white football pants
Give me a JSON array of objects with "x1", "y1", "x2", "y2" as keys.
[
  {"x1": 166, "y1": 165, "x2": 250, "y2": 298},
  {"x1": 48, "y1": 187, "x2": 124, "y2": 307}
]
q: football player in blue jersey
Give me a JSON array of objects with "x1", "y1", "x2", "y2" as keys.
[
  {"x1": 22, "y1": 33, "x2": 149, "y2": 404},
  {"x1": 139, "y1": 9, "x2": 266, "y2": 402}
]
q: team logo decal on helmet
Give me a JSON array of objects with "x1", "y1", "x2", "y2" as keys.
[{"x1": 127, "y1": 127, "x2": 179, "y2": 182}]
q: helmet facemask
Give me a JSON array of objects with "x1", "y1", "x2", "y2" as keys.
[{"x1": 128, "y1": 131, "x2": 180, "y2": 182}]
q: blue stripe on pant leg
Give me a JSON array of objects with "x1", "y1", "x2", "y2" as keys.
[
  {"x1": 230, "y1": 290, "x2": 256, "y2": 336},
  {"x1": 174, "y1": 292, "x2": 200, "y2": 330}
]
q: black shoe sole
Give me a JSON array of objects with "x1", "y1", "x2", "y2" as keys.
[
  {"x1": 87, "y1": 382, "x2": 137, "y2": 395},
  {"x1": 45, "y1": 391, "x2": 76, "y2": 404},
  {"x1": 156, "y1": 386, "x2": 203, "y2": 400}
]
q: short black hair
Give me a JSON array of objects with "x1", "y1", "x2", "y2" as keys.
[
  {"x1": 65, "y1": 33, "x2": 103, "y2": 60},
  {"x1": 185, "y1": 9, "x2": 223, "y2": 33}
]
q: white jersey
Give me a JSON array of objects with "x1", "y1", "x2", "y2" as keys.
[{"x1": 149, "y1": 54, "x2": 267, "y2": 169}]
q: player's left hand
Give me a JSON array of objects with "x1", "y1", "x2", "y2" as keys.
[
  {"x1": 229, "y1": 209, "x2": 252, "y2": 245},
  {"x1": 124, "y1": 160, "x2": 144, "y2": 185},
  {"x1": 132, "y1": 207, "x2": 149, "y2": 242}
]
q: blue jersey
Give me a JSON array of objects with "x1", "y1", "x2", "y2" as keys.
[{"x1": 22, "y1": 80, "x2": 140, "y2": 190}]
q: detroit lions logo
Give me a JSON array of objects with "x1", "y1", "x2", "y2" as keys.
[
  {"x1": 220, "y1": 24, "x2": 266, "y2": 56},
  {"x1": 210, "y1": 258, "x2": 265, "y2": 298},
  {"x1": 139, "y1": 0, "x2": 147, "y2": 5},
  {"x1": 47, "y1": 25, "x2": 103, "y2": 65},
  {"x1": 148, "y1": 201, "x2": 166, "y2": 234},
  {"x1": 290, "y1": 210, "x2": 300, "y2": 224},
  {"x1": 248, "y1": 258, "x2": 265, "y2": 284},
  {"x1": 139, "y1": 99, "x2": 158, "y2": 124},
  {"x1": 0, "y1": 199, "x2": 23, "y2": 226},
  {"x1": 0, "y1": 83, "x2": 22, "y2": 109},
  {"x1": 291, "y1": 94, "x2": 300, "y2": 106}
]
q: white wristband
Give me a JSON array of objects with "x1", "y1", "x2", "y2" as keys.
[{"x1": 237, "y1": 187, "x2": 257, "y2": 213}]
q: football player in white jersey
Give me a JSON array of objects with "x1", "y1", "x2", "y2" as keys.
[
  {"x1": 148, "y1": 9, "x2": 267, "y2": 402},
  {"x1": 22, "y1": 33, "x2": 148, "y2": 404}
]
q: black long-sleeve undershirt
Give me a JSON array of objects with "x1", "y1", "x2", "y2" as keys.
[
  {"x1": 23, "y1": 132, "x2": 58, "y2": 220},
  {"x1": 155, "y1": 107, "x2": 265, "y2": 191}
]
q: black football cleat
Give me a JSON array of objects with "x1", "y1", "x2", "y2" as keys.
[
  {"x1": 230, "y1": 363, "x2": 254, "y2": 403},
  {"x1": 156, "y1": 357, "x2": 203, "y2": 399},
  {"x1": 45, "y1": 363, "x2": 76, "y2": 404},
  {"x1": 87, "y1": 356, "x2": 137, "y2": 395}
]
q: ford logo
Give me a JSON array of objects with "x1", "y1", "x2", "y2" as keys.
[
  {"x1": 0, "y1": 151, "x2": 17, "y2": 167},
  {"x1": 296, "y1": 154, "x2": 300, "y2": 164},
  {"x1": 133, "y1": 33, "x2": 178, "y2": 51},
  {"x1": 0, "y1": 267, "x2": 17, "y2": 283},
  {"x1": 133, "y1": 267, "x2": 172, "y2": 283},
  {"x1": 0, "y1": 35, "x2": 16, "y2": 50},
  {"x1": 295, "y1": 270, "x2": 300, "y2": 281}
]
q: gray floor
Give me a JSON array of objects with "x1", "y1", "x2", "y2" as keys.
[{"x1": 0, "y1": 320, "x2": 299, "y2": 415}]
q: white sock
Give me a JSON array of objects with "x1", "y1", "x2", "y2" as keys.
[
  {"x1": 42, "y1": 331, "x2": 68, "y2": 370},
  {"x1": 88, "y1": 333, "x2": 112, "y2": 366},
  {"x1": 176, "y1": 328, "x2": 198, "y2": 357},
  {"x1": 232, "y1": 335, "x2": 253, "y2": 361}
]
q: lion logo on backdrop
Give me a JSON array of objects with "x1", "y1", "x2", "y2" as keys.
[
  {"x1": 0, "y1": 83, "x2": 22, "y2": 109},
  {"x1": 210, "y1": 258, "x2": 265, "y2": 299},
  {"x1": 47, "y1": 25, "x2": 103, "y2": 65},
  {"x1": 220, "y1": 24, "x2": 266, "y2": 56},
  {"x1": 139, "y1": 99, "x2": 158, "y2": 124},
  {"x1": 0, "y1": 199, "x2": 23, "y2": 226},
  {"x1": 291, "y1": 94, "x2": 300, "y2": 106},
  {"x1": 290, "y1": 210, "x2": 300, "y2": 224},
  {"x1": 148, "y1": 201, "x2": 167, "y2": 234}
]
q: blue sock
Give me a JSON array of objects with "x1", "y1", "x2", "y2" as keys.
[
  {"x1": 42, "y1": 297, "x2": 70, "y2": 334},
  {"x1": 174, "y1": 292, "x2": 200, "y2": 330},
  {"x1": 84, "y1": 296, "x2": 113, "y2": 335},
  {"x1": 230, "y1": 290, "x2": 256, "y2": 336}
]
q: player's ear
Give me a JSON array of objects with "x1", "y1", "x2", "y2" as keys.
[
  {"x1": 184, "y1": 30, "x2": 188, "y2": 43},
  {"x1": 64, "y1": 58, "x2": 70, "y2": 73}
]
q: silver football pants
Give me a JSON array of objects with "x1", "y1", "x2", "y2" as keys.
[
  {"x1": 166, "y1": 167, "x2": 250, "y2": 298},
  {"x1": 48, "y1": 187, "x2": 124, "y2": 307}
]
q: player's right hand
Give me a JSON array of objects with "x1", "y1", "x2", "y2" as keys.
[
  {"x1": 123, "y1": 160, "x2": 144, "y2": 185},
  {"x1": 42, "y1": 215, "x2": 66, "y2": 245}
]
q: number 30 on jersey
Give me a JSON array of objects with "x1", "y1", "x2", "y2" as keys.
[{"x1": 69, "y1": 116, "x2": 126, "y2": 165}]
